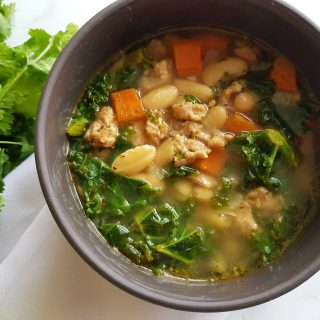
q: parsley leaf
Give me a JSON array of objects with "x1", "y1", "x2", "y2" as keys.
[
  {"x1": 0, "y1": 0, "x2": 14, "y2": 41},
  {"x1": 0, "y1": 1, "x2": 77, "y2": 210}
]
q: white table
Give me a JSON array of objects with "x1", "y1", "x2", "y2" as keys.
[{"x1": 1, "y1": 1, "x2": 320, "y2": 319}]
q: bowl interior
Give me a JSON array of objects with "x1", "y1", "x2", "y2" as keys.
[{"x1": 36, "y1": 0, "x2": 320, "y2": 312}]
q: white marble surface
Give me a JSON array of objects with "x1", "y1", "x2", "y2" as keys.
[{"x1": 1, "y1": 0, "x2": 320, "y2": 319}]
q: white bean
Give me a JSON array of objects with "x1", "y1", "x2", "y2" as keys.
[
  {"x1": 189, "y1": 173, "x2": 217, "y2": 189},
  {"x1": 173, "y1": 180, "x2": 193, "y2": 200},
  {"x1": 234, "y1": 91, "x2": 257, "y2": 113},
  {"x1": 193, "y1": 186, "x2": 213, "y2": 202},
  {"x1": 210, "y1": 212, "x2": 232, "y2": 229},
  {"x1": 142, "y1": 85, "x2": 178, "y2": 110},
  {"x1": 132, "y1": 173, "x2": 165, "y2": 190},
  {"x1": 203, "y1": 105, "x2": 228, "y2": 129},
  {"x1": 202, "y1": 57, "x2": 248, "y2": 87},
  {"x1": 130, "y1": 121, "x2": 148, "y2": 146},
  {"x1": 112, "y1": 145, "x2": 156, "y2": 175},
  {"x1": 154, "y1": 138, "x2": 175, "y2": 167},
  {"x1": 174, "y1": 79, "x2": 213, "y2": 102}
]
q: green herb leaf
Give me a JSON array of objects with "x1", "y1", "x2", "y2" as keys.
[
  {"x1": 106, "y1": 134, "x2": 133, "y2": 165},
  {"x1": 162, "y1": 165, "x2": 199, "y2": 179},
  {"x1": 186, "y1": 95, "x2": 201, "y2": 104},
  {"x1": 254, "y1": 99, "x2": 298, "y2": 144},
  {"x1": 241, "y1": 72, "x2": 275, "y2": 100},
  {"x1": 0, "y1": 9, "x2": 77, "y2": 210},
  {"x1": 253, "y1": 203, "x2": 303, "y2": 263},
  {"x1": 212, "y1": 81, "x2": 230, "y2": 98},
  {"x1": 212, "y1": 176, "x2": 235, "y2": 208},
  {"x1": 155, "y1": 227, "x2": 205, "y2": 265},
  {"x1": 135, "y1": 203, "x2": 179, "y2": 245},
  {"x1": 0, "y1": 0, "x2": 14, "y2": 41},
  {"x1": 0, "y1": 24, "x2": 77, "y2": 121},
  {"x1": 68, "y1": 146, "x2": 157, "y2": 218},
  {"x1": 228, "y1": 129, "x2": 297, "y2": 190}
]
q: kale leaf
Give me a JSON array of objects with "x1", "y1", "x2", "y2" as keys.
[
  {"x1": 68, "y1": 144, "x2": 207, "y2": 270},
  {"x1": 253, "y1": 203, "x2": 303, "y2": 263},
  {"x1": 154, "y1": 227, "x2": 205, "y2": 265},
  {"x1": 101, "y1": 223, "x2": 153, "y2": 264},
  {"x1": 114, "y1": 66, "x2": 138, "y2": 90},
  {"x1": 68, "y1": 146, "x2": 157, "y2": 218},
  {"x1": 212, "y1": 176, "x2": 236, "y2": 208},
  {"x1": 67, "y1": 73, "x2": 113, "y2": 136},
  {"x1": 228, "y1": 129, "x2": 297, "y2": 190},
  {"x1": 241, "y1": 71, "x2": 275, "y2": 100},
  {"x1": 106, "y1": 134, "x2": 133, "y2": 165},
  {"x1": 162, "y1": 165, "x2": 199, "y2": 179},
  {"x1": 254, "y1": 99, "x2": 298, "y2": 144},
  {"x1": 135, "y1": 203, "x2": 179, "y2": 245}
]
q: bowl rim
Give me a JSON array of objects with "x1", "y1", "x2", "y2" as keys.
[{"x1": 35, "y1": 0, "x2": 320, "y2": 312}]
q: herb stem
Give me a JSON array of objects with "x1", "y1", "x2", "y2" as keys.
[{"x1": 0, "y1": 141, "x2": 23, "y2": 146}]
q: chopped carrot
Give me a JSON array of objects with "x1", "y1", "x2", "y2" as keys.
[
  {"x1": 172, "y1": 39, "x2": 202, "y2": 77},
  {"x1": 224, "y1": 113, "x2": 260, "y2": 133},
  {"x1": 199, "y1": 33, "x2": 229, "y2": 54},
  {"x1": 111, "y1": 88, "x2": 145, "y2": 125},
  {"x1": 193, "y1": 149, "x2": 228, "y2": 176},
  {"x1": 270, "y1": 56, "x2": 298, "y2": 92}
]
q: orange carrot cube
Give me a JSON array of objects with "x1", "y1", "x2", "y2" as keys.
[
  {"x1": 270, "y1": 57, "x2": 298, "y2": 92},
  {"x1": 172, "y1": 39, "x2": 202, "y2": 77},
  {"x1": 112, "y1": 88, "x2": 145, "y2": 125},
  {"x1": 224, "y1": 113, "x2": 260, "y2": 133},
  {"x1": 193, "y1": 149, "x2": 228, "y2": 176}
]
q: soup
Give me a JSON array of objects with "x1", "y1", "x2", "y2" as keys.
[{"x1": 66, "y1": 29, "x2": 319, "y2": 280}]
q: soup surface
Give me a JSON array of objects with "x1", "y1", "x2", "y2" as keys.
[{"x1": 67, "y1": 29, "x2": 319, "y2": 280}]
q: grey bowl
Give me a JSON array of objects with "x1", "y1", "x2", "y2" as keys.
[{"x1": 35, "y1": 0, "x2": 320, "y2": 312}]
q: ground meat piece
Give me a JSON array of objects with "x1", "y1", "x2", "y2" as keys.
[
  {"x1": 145, "y1": 39, "x2": 168, "y2": 61},
  {"x1": 196, "y1": 129, "x2": 234, "y2": 149},
  {"x1": 234, "y1": 201, "x2": 258, "y2": 235},
  {"x1": 139, "y1": 59, "x2": 173, "y2": 94},
  {"x1": 172, "y1": 101, "x2": 208, "y2": 122},
  {"x1": 145, "y1": 110, "x2": 169, "y2": 145},
  {"x1": 168, "y1": 119, "x2": 202, "y2": 138},
  {"x1": 84, "y1": 106, "x2": 119, "y2": 148},
  {"x1": 169, "y1": 118, "x2": 234, "y2": 149},
  {"x1": 177, "y1": 121, "x2": 202, "y2": 137},
  {"x1": 245, "y1": 187, "x2": 284, "y2": 215},
  {"x1": 172, "y1": 134, "x2": 211, "y2": 166},
  {"x1": 219, "y1": 81, "x2": 243, "y2": 104}
]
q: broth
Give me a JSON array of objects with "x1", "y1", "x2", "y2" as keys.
[{"x1": 67, "y1": 29, "x2": 319, "y2": 280}]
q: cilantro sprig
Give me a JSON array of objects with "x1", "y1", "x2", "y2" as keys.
[{"x1": 0, "y1": 1, "x2": 77, "y2": 208}]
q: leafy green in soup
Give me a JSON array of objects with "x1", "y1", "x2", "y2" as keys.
[{"x1": 67, "y1": 29, "x2": 319, "y2": 280}]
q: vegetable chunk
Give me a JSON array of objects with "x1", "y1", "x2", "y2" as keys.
[
  {"x1": 225, "y1": 113, "x2": 260, "y2": 133},
  {"x1": 172, "y1": 39, "x2": 202, "y2": 77},
  {"x1": 112, "y1": 88, "x2": 145, "y2": 124},
  {"x1": 193, "y1": 149, "x2": 228, "y2": 176},
  {"x1": 228, "y1": 129, "x2": 297, "y2": 190},
  {"x1": 200, "y1": 33, "x2": 229, "y2": 53},
  {"x1": 270, "y1": 57, "x2": 297, "y2": 92}
]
